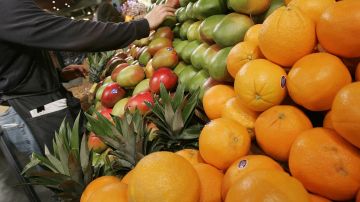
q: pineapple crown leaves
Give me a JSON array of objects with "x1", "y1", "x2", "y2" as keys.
[
  {"x1": 145, "y1": 84, "x2": 204, "y2": 151},
  {"x1": 22, "y1": 113, "x2": 98, "y2": 201},
  {"x1": 88, "y1": 51, "x2": 116, "y2": 83},
  {"x1": 85, "y1": 109, "x2": 150, "y2": 172}
]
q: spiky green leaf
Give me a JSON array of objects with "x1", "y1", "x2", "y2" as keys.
[
  {"x1": 171, "y1": 84, "x2": 185, "y2": 110},
  {"x1": 68, "y1": 150, "x2": 83, "y2": 184},
  {"x1": 44, "y1": 146, "x2": 64, "y2": 173},
  {"x1": 70, "y1": 113, "x2": 81, "y2": 160},
  {"x1": 159, "y1": 83, "x2": 171, "y2": 105}
]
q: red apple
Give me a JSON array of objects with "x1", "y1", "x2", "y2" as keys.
[
  {"x1": 101, "y1": 83, "x2": 126, "y2": 108},
  {"x1": 126, "y1": 91, "x2": 154, "y2": 114},
  {"x1": 149, "y1": 68, "x2": 178, "y2": 93},
  {"x1": 111, "y1": 63, "x2": 129, "y2": 81},
  {"x1": 88, "y1": 132, "x2": 107, "y2": 154}
]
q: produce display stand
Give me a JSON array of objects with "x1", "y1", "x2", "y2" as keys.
[{"x1": 19, "y1": 0, "x2": 360, "y2": 202}]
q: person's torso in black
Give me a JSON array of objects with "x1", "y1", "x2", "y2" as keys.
[
  {"x1": 0, "y1": 0, "x2": 149, "y2": 98},
  {"x1": 0, "y1": 40, "x2": 60, "y2": 97}
]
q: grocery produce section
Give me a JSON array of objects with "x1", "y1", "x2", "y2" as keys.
[{"x1": 22, "y1": 0, "x2": 360, "y2": 202}]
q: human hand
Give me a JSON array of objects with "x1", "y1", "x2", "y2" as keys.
[
  {"x1": 145, "y1": 5, "x2": 175, "y2": 30},
  {"x1": 60, "y1": 64, "x2": 88, "y2": 81}
]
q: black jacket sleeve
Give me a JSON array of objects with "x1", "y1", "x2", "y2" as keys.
[{"x1": 0, "y1": 0, "x2": 150, "y2": 52}]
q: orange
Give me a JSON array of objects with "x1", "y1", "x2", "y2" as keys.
[
  {"x1": 255, "y1": 105, "x2": 313, "y2": 161},
  {"x1": 357, "y1": 190, "x2": 360, "y2": 202},
  {"x1": 309, "y1": 193, "x2": 332, "y2": 202},
  {"x1": 317, "y1": 0, "x2": 360, "y2": 58},
  {"x1": 244, "y1": 24, "x2": 262, "y2": 46},
  {"x1": 203, "y1": 85, "x2": 236, "y2": 120},
  {"x1": 121, "y1": 169, "x2": 135, "y2": 185},
  {"x1": 226, "y1": 41, "x2": 263, "y2": 79},
  {"x1": 87, "y1": 182, "x2": 128, "y2": 202},
  {"x1": 221, "y1": 97, "x2": 259, "y2": 139},
  {"x1": 199, "y1": 118, "x2": 251, "y2": 170},
  {"x1": 259, "y1": 5, "x2": 315, "y2": 67},
  {"x1": 234, "y1": 59, "x2": 287, "y2": 112},
  {"x1": 287, "y1": 53, "x2": 352, "y2": 111},
  {"x1": 323, "y1": 111, "x2": 334, "y2": 130},
  {"x1": 80, "y1": 176, "x2": 125, "y2": 202},
  {"x1": 225, "y1": 170, "x2": 310, "y2": 202},
  {"x1": 289, "y1": 0, "x2": 335, "y2": 23},
  {"x1": 128, "y1": 151, "x2": 200, "y2": 202},
  {"x1": 194, "y1": 163, "x2": 224, "y2": 202},
  {"x1": 175, "y1": 149, "x2": 205, "y2": 165},
  {"x1": 221, "y1": 155, "x2": 283, "y2": 200},
  {"x1": 289, "y1": 128, "x2": 360, "y2": 201},
  {"x1": 332, "y1": 82, "x2": 360, "y2": 148},
  {"x1": 356, "y1": 63, "x2": 360, "y2": 81}
]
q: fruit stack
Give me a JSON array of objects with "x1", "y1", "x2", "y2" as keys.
[{"x1": 25, "y1": 0, "x2": 360, "y2": 201}]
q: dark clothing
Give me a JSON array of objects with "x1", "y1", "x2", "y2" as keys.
[
  {"x1": 0, "y1": 0, "x2": 149, "y2": 95},
  {"x1": 97, "y1": 2, "x2": 125, "y2": 23},
  {"x1": 0, "y1": 0, "x2": 150, "y2": 147}
]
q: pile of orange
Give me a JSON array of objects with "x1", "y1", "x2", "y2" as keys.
[
  {"x1": 80, "y1": 1, "x2": 360, "y2": 202},
  {"x1": 202, "y1": 0, "x2": 360, "y2": 201}
]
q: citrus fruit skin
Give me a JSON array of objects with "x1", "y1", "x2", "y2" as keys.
[
  {"x1": 244, "y1": 24, "x2": 262, "y2": 46},
  {"x1": 308, "y1": 193, "x2": 332, "y2": 202},
  {"x1": 323, "y1": 111, "x2": 334, "y2": 130},
  {"x1": 199, "y1": 118, "x2": 251, "y2": 170},
  {"x1": 176, "y1": 149, "x2": 205, "y2": 165},
  {"x1": 258, "y1": 6, "x2": 316, "y2": 67},
  {"x1": 128, "y1": 151, "x2": 200, "y2": 202},
  {"x1": 225, "y1": 170, "x2": 310, "y2": 202},
  {"x1": 287, "y1": 53, "x2": 352, "y2": 111},
  {"x1": 332, "y1": 82, "x2": 360, "y2": 149},
  {"x1": 255, "y1": 105, "x2": 313, "y2": 161},
  {"x1": 234, "y1": 59, "x2": 287, "y2": 112},
  {"x1": 221, "y1": 97, "x2": 259, "y2": 139},
  {"x1": 226, "y1": 41, "x2": 263, "y2": 79},
  {"x1": 221, "y1": 155, "x2": 283, "y2": 200},
  {"x1": 121, "y1": 169, "x2": 135, "y2": 185},
  {"x1": 356, "y1": 63, "x2": 360, "y2": 81},
  {"x1": 289, "y1": 128, "x2": 360, "y2": 201},
  {"x1": 203, "y1": 85, "x2": 236, "y2": 120},
  {"x1": 316, "y1": 0, "x2": 360, "y2": 58},
  {"x1": 81, "y1": 176, "x2": 125, "y2": 202},
  {"x1": 86, "y1": 182, "x2": 128, "y2": 202},
  {"x1": 194, "y1": 163, "x2": 224, "y2": 202},
  {"x1": 288, "y1": 0, "x2": 335, "y2": 23}
]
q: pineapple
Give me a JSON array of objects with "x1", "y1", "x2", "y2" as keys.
[
  {"x1": 85, "y1": 110, "x2": 151, "y2": 176},
  {"x1": 88, "y1": 51, "x2": 115, "y2": 83},
  {"x1": 145, "y1": 84, "x2": 207, "y2": 152},
  {"x1": 22, "y1": 114, "x2": 103, "y2": 202}
]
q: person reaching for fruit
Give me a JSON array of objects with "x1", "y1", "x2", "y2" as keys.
[{"x1": 145, "y1": 4, "x2": 176, "y2": 30}]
